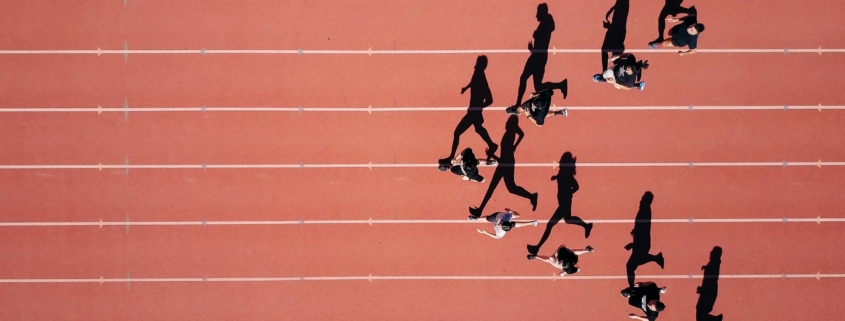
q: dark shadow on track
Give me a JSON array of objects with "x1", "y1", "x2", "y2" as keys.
[
  {"x1": 696, "y1": 246, "x2": 724, "y2": 321},
  {"x1": 527, "y1": 152, "x2": 592, "y2": 255},
  {"x1": 625, "y1": 191, "x2": 665, "y2": 287}
]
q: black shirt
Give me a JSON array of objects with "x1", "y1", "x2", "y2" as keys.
[
  {"x1": 527, "y1": 91, "x2": 553, "y2": 125},
  {"x1": 628, "y1": 283, "x2": 661, "y2": 320},
  {"x1": 459, "y1": 149, "x2": 483, "y2": 182},
  {"x1": 671, "y1": 22, "x2": 699, "y2": 50},
  {"x1": 613, "y1": 63, "x2": 637, "y2": 88}
]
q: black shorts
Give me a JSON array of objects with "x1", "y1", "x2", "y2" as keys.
[{"x1": 670, "y1": 37, "x2": 682, "y2": 47}]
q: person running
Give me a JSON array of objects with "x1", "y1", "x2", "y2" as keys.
[
  {"x1": 593, "y1": 54, "x2": 648, "y2": 91},
  {"x1": 471, "y1": 208, "x2": 538, "y2": 239},
  {"x1": 505, "y1": 89, "x2": 567, "y2": 127},
  {"x1": 527, "y1": 244, "x2": 593, "y2": 276},
  {"x1": 444, "y1": 148, "x2": 485, "y2": 183},
  {"x1": 623, "y1": 281, "x2": 667, "y2": 321},
  {"x1": 648, "y1": 12, "x2": 704, "y2": 56},
  {"x1": 651, "y1": 1, "x2": 697, "y2": 45}
]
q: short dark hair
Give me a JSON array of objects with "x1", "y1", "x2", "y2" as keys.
[
  {"x1": 654, "y1": 302, "x2": 666, "y2": 311},
  {"x1": 694, "y1": 24, "x2": 705, "y2": 33}
]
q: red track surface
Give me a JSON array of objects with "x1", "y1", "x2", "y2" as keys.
[{"x1": 2, "y1": 0, "x2": 844, "y2": 320}]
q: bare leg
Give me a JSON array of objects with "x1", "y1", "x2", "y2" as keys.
[{"x1": 511, "y1": 221, "x2": 536, "y2": 228}]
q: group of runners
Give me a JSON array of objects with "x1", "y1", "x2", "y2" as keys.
[{"x1": 435, "y1": 2, "x2": 707, "y2": 320}]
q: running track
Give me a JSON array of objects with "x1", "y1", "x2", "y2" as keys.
[{"x1": 1, "y1": 0, "x2": 844, "y2": 320}]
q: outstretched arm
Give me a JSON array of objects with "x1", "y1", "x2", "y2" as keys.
[
  {"x1": 628, "y1": 314, "x2": 649, "y2": 321},
  {"x1": 476, "y1": 229, "x2": 500, "y2": 239},
  {"x1": 679, "y1": 48, "x2": 697, "y2": 56}
]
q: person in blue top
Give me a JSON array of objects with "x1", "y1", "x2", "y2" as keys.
[{"x1": 648, "y1": 12, "x2": 705, "y2": 56}]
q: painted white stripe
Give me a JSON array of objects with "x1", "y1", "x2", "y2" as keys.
[
  {"x1": 0, "y1": 105, "x2": 842, "y2": 113},
  {"x1": 0, "y1": 273, "x2": 842, "y2": 284},
  {"x1": 0, "y1": 48, "x2": 843, "y2": 55},
  {"x1": 1, "y1": 217, "x2": 843, "y2": 228},
  {"x1": 0, "y1": 161, "x2": 843, "y2": 170}
]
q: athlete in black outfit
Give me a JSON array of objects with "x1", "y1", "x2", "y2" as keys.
[
  {"x1": 649, "y1": 12, "x2": 705, "y2": 56},
  {"x1": 623, "y1": 282, "x2": 667, "y2": 321},
  {"x1": 505, "y1": 89, "x2": 568, "y2": 127}
]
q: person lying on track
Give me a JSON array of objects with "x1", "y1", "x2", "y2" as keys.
[
  {"x1": 443, "y1": 148, "x2": 486, "y2": 183},
  {"x1": 648, "y1": 12, "x2": 704, "y2": 56},
  {"x1": 471, "y1": 207, "x2": 538, "y2": 239},
  {"x1": 592, "y1": 54, "x2": 648, "y2": 91},
  {"x1": 504, "y1": 89, "x2": 567, "y2": 127},
  {"x1": 527, "y1": 244, "x2": 593, "y2": 276},
  {"x1": 623, "y1": 281, "x2": 667, "y2": 321}
]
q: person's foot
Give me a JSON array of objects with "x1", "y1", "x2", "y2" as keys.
[
  {"x1": 638, "y1": 82, "x2": 646, "y2": 91},
  {"x1": 648, "y1": 41, "x2": 661, "y2": 49},
  {"x1": 462, "y1": 176, "x2": 469, "y2": 180},
  {"x1": 486, "y1": 159, "x2": 498, "y2": 166},
  {"x1": 527, "y1": 244, "x2": 540, "y2": 255},
  {"x1": 468, "y1": 215, "x2": 479, "y2": 221},
  {"x1": 531, "y1": 220, "x2": 538, "y2": 227},
  {"x1": 553, "y1": 109, "x2": 568, "y2": 117},
  {"x1": 530, "y1": 193, "x2": 539, "y2": 211},
  {"x1": 624, "y1": 243, "x2": 634, "y2": 251},
  {"x1": 486, "y1": 143, "x2": 498, "y2": 158},
  {"x1": 656, "y1": 252, "x2": 665, "y2": 269},
  {"x1": 505, "y1": 106, "x2": 520, "y2": 115},
  {"x1": 560, "y1": 79, "x2": 568, "y2": 99},
  {"x1": 437, "y1": 158, "x2": 451, "y2": 171},
  {"x1": 659, "y1": 286, "x2": 667, "y2": 294},
  {"x1": 469, "y1": 207, "x2": 482, "y2": 218},
  {"x1": 586, "y1": 245, "x2": 594, "y2": 252},
  {"x1": 585, "y1": 223, "x2": 594, "y2": 238},
  {"x1": 527, "y1": 254, "x2": 537, "y2": 260},
  {"x1": 593, "y1": 74, "x2": 602, "y2": 82}
]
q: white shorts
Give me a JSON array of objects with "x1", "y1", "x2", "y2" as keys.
[{"x1": 602, "y1": 68, "x2": 616, "y2": 83}]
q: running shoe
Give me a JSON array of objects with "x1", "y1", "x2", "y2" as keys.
[
  {"x1": 592, "y1": 74, "x2": 602, "y2": 82},
  {"x1": 638, "y1": 82, "x2": 646, "y2": 91}
]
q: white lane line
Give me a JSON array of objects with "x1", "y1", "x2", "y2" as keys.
[
  {"x1": 0, "y1": 273, "x2": 841, "y2": 284},
  {"x1": 1, "y1": 217, "x2": 842, "y2": 228},
  {"x1": 1, "y1": 48, "x2": 843, "y2": 55},
  {"x1": 0, "y1": 105, "x2": 842, "y2": 113},
  {"x1": 0, "y1": 161, "x2": 842, "y2": 170}
]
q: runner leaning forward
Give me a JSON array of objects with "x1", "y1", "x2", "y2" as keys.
[{"x1": 505, "y1": 89, "x2": 567, "y2": 127}]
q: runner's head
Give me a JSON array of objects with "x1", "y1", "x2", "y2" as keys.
[
  {"x1": 561, "y1": 264, "x2": 579, "y2": 275},
  {"x1": 630, "y1": 60, "x2": 650, "y2": 76},
  {"x1": 688, "y1": 23, "x2": 705, "y2": 35},
  {"x1": 475, "y1": 55, "x2": 488, "y2": 71}
]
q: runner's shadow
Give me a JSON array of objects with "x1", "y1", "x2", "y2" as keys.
[
  {"x1": 696, "y1": 246, "x2": 724, "y2": 321},
  {"x1": 469, "y1": 116, "x2": 537, "y2": 218},
  {"x1": 513, "y1": 3, "x2": 567, "y2": 107},
  {"x1": 653, "y1": 0, "x2": 697, "y2": 43},
  {"x1": 441, "y1": 56, "x2": 498, "y2": 163},
  {"x1": 601, "y1": 0, "x2": 630, "y2": 70},
  {"x1": 527, "y1": 152, "x2": 592, "y2": 255},
  {"x1": 625, "y1": 191, "x2": 665, "y2": 287}
]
